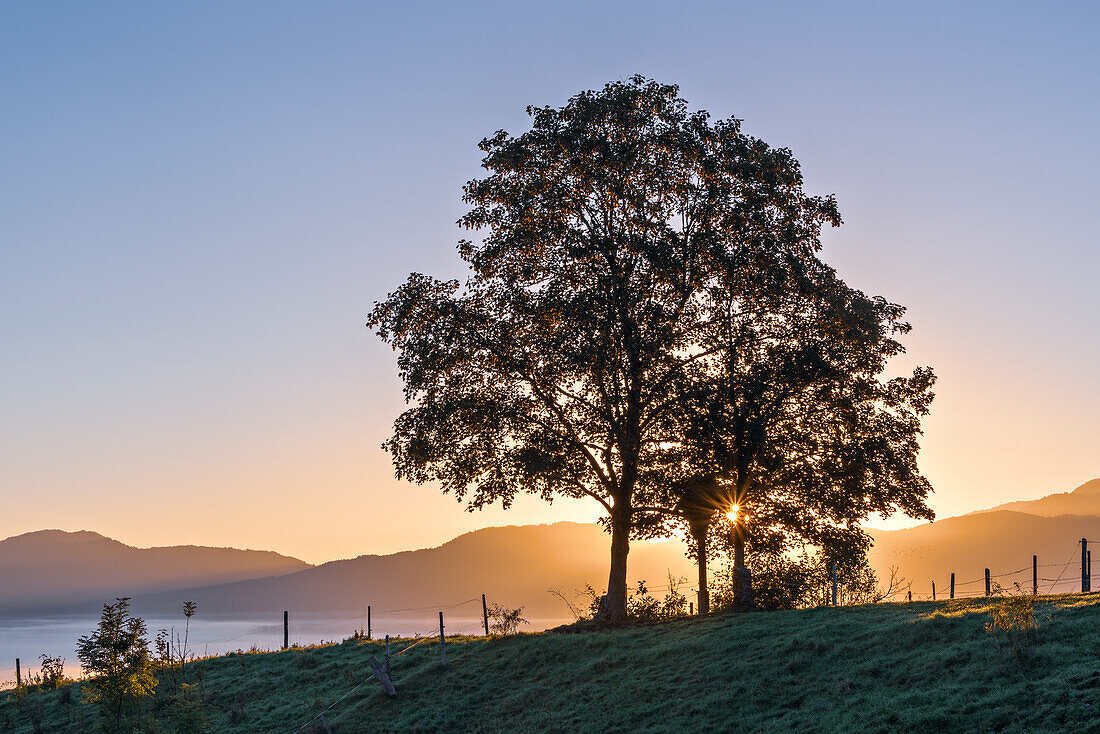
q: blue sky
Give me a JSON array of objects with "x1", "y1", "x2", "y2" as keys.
[{"x1": 1, "y1": 1, "x2": 1097, "y2": 562}]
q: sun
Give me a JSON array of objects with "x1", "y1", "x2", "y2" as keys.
[{"x1": 726, "y1": 504, "x2": 740, "y2": 523}]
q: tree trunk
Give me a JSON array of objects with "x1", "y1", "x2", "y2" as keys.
[
  {"x1": 691, "y1": 522, "x2": 710, "y2": 615},
  {"x1": 731, "y1": 524, "x2": 754, "y2": 608},
  {"x1": 596, "y1": 512, "x2": 631, "y2": 623}
]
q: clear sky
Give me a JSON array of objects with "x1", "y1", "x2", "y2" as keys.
[{"x1": 1, "y1": 1, "x2": 1097, "y2": 564}]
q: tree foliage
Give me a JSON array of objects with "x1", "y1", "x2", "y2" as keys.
[
  {"x1": 76, "y1": 597, "x2": 157, "y2": 732},
  {"x1": 370, "y1": 76, "x2": 934, "y2": 621}
]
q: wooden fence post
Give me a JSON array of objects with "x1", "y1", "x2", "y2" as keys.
[
  {"x1": 1033, "y1": 555, "x2": 1038, "y2": 596},
  {"x1": 907, "y1": 589, "x2": 912, "y2": 603},
  {"x1": 831, "y1": 563, "x2": 838, "y2": 606},
  {"x1": 15, "y1": 658, "x2": 19, "y2": 687},
  {"x1": 985, "y1": 568, "x2": 991, "y2": 596},
  {"x1": 1083, "y1": 538, "x2": 1089, "y2": 593},
  {"x1": 482, "y1": 594, "x2": 489, "y2": 636},
  {"x1": 385, "y1": 635, "x2": 391, "y2": 676},
  {"x1": 368, "y1": 656, "x2": 398, "y2": 699},
  {"x1": 439, "y1": 611, "x2": 446, "y2": 666},
  {"x1": 950, "y1": 572, "x2": 955, "y2": 599},
  {"x1": 283, "y1": 611, "x2": 289, "y2": 650},
  {"x1": 367, "y1": 606, "x2": 372, "y2": 641},
  {"x1": 689, "y1": 601, "x2": 694, "y2": 616},
  {"x1": 932, "y1": 580, "x2": 936, "y2": 600}
]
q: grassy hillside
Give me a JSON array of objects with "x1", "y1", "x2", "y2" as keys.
[{"x1": 4, "y1": 594, "x2": 1100, "y2": 732}]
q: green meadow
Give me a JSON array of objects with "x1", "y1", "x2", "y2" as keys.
[{"x1": 4, "y1": 594, "x2": 1100, "y2": 733}]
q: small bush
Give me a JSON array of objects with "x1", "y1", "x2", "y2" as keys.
[
  {"x1": 489, "y1": 603, "x2": 528, "y2": 635},
  {"x1": 627, "y1": 576, "x2": 689, "y2": 621},
  {"x1": 38, "y1": 654, "x2": 68, "y2": 690},
  {"x1": 986, "y1": 582, "x2": 1040, "y2": 658}
]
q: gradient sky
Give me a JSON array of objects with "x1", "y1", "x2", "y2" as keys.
[{"x1": 2, "y1": 1, "x2": 1097, "y2": 564}]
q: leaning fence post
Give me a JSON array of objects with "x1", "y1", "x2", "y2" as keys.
[
  {"x1": 831, "y1": 563, "x2": 838, "y2": 606},
  {"x1": 1033, "y1": 555, "x2": 1038, "y2": 596},
  {"x1": 950, "y1": 572, "x2": 955, "y2": 599},
  {"x1": 283, "y1": 611, "x2": 289, "y2": 650},
  {"x1": 439, "y1": 611, "x2": 446, "y2": 666},
  {"x1": 482, "y1": 594, "x2": 489, "y2": 636},
  {"x1": 985, "y1": 569, "x2": 991, "y2": 596},
  {"x1": 368, "y1": 656, "x2": 397, "y2": 699},
  {"x1": 1084, "y1": 539, "x2": 1089, "y2": 593},
  {"x1": 932, "y1": 580, "x2": 936, "y2": 600}
]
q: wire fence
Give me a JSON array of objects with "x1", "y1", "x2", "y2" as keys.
[
  {"x1": 0, "y1": 593, "x2": 508, "y2": 694},
  {"x1": 883, "y1": 538, "x2": 1095, "y2": 601}
]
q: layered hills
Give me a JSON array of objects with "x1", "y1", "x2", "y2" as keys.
[
  {"x1": 6, "y1": 477, "x2": 1099, "y2": 617},
  {"x1": 0, "y1": 530, "x2": 309, "y2": 615}
]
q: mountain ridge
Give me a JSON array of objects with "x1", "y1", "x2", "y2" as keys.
[{"x1": 0, "y1": 530, "x2": 311, "y2": 615}]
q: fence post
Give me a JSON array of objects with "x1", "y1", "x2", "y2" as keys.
[
  {"x1": 1083, "y1": 538, "x2": 1089, "y2": 593},
  {"x1": 283, "y1": 611, "x2": 289, "y2": 650},
  {"x1": 1033, "y1": 555, "x2": 1038, "y2": 596},
  {"x1": 15, "y1": 658, "x2": 19, "y2": 687},
  {"x1": 439, "y1": 611, "x2": 446, "y2": 666},
  {"x1": 907, "y1": 589, "x2": 911, "y2": 602},
  {"x1": 950, "y1": 572, "x2": 955, "y2": 599},
  {"x1": 367, "y1": 656, "x2": 397, "y2": 699},
  {"x1": 482, "y1": 594, "x2": 489, "y2": 636},
  {"x1": 831, "y1": 563, "x2": 838, "y2": 606},
  {"x1": 985, "y1": 569, "x2": 991, "y2": 596},
  {"x1": 1089, "y1": 550, "x2": 1092, "y2": 590},
  {"x1": 932, "y1": 580, "x2": 936, "y2": 600},
  {"x1": 367, "y1": 606, "x2": 372, "y2": 641},
  {"x1": 384, "y1": 634, "x2": 391, "y2": 676},
  {"x1": 689, "y1": 601, "x2": 694, "y2": 615}
]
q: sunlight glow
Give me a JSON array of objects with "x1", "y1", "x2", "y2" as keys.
[{"x1": 726, "y1": 504, "x2": 740, "y2": 523}]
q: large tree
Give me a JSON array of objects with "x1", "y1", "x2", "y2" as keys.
[
  {"x1": 369, "y1": 76, "x2": 905, "y2": 622},
  {"x1": 659, "y1": 265, "x2": 936, "y2": 613}
]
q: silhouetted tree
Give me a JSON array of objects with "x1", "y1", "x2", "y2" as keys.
[
  {"x1": 659, "y1": 259, "x2": 936, "y2": 610},
  {"x1": 370, "y1": 76, "x2": 889, "y2": 622}
]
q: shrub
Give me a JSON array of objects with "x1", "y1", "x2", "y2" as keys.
[
  {"x1": 488, "y1": 603, "x2": 529, "y2": 635},
  {"x1": 574, "y1": 576, "x2": 689, "y2": 622},
  {"x1": 986, "y1": 582, "x2": 1040, "y2": 658},
  {"x1": 627, "y1": 577, "x2": 689, "y2": 621},
  {"x1": 38, "y1": 654, "x2": 68, "y2": 690},
  {"x1": 712, "y1": 554, "x2": 904, "y2": 610}
]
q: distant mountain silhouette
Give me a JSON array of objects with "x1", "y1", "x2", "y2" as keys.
[
  {"x1": 9, "y1": 479, "x2": 1100, "y2": 619},
  {"x1": 130, "y1": 522, "x2": 695, "y2": 620},
  {"x1": 0, "y1": 530, "x2": 310, "y2": 615},
  {"x1": 981, "y1": 478, "x2": 1100, "y2": 517},
  {"x1": 868, "y1": 479, "x2": 1100, "y2": 598}
]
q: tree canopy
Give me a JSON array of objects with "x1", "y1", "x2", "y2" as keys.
[{"x1": 369, "y1": 76, "x2": 934, "y2": 622}]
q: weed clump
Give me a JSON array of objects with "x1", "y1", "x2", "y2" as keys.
[{"x1": 985, "y1": 582, "x2": 1041, "y2": 658}]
